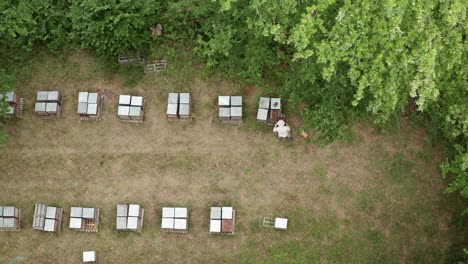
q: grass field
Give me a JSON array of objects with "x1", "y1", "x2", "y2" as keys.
[{"x1": 0, "y1": 51, "x2": 455, "y2": 263}]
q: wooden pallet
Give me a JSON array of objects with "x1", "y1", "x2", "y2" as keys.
[
  {"x1": 168, "y1": 116, "x2": 192, "y2": 122},
  {"x1": 164, "y1": 228, "x2": 188, "y2": 234},
  {"x1": 137, "y1": 209, "x2": 144, "y2": 232},
  {"x1": 80, "y1": 116, "x2": 101, "y2": 122},
  {"x1": 262, "y1": 217, "x2": 275, "y2": 228},
  {"x1": 120, "y1": 118, "x2": 144, "y2": 124},
  {"x1": 144, "y1": 60, "x2": 167, "y2": 74},
  {"x1": 18, "y1": 98, "x2": 24, "y2": 117},
  {"x1": 220, "y1": 119, "x2": 243, "y2": 125}
]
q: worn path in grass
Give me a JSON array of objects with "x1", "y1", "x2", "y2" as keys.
[{"x1": 0, "y1": 52, "x2": 451, "y2": 263}]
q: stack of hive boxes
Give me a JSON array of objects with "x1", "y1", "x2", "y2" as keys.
[
  {"x1": 218, "y1": 96, "x2": 242, "y2": 124},
  {"x1": 117, "y1": 95, "x2": 145, "y2": 122},
  {"x1": 34, "y1": 91, "x2": 62, "y2": 117},
  {"x1": 166, "y1": 93, "x2": 191, "y2": 120},
  {"x1": 69, "y1": 207, "x2": 100, "y2": 232},
  {"x1": 116, "y1": 204, "x2": 144, "y2": 232},
  {"x1": 0, "y1": 206, "x2": 20, "y2": 231},
  {"x1": 209, "y1": 207, "x2": 235, "y2": 235},
  {"x1": 77, "y1": 92, "x2": 101, "y2": 120},
  {"x1": 32, "y1": 204, "x2": 63, "y2": 232},
  {"x1": 256, "y1": 97, "x2": 281, "y2": 124},
  {"x1": 0, "y1": 92, "x2": 21, "y2": 117},
  {"x1": 161, "y1": 207, "x2": 188, "y2": 233}
]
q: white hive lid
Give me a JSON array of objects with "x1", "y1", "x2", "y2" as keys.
[
  {"x1": 69, "y1": 217, "x2": 82, "y2": 229},
  {"x1": 162, "y1": 207, "x2": 175, "y2": 218},
  {"x1": 47, "y1": 91, "x2": 60, "y2": 101},
  {"x1": 118, "y1": 106, "x2": 130, "y2": 116},
  {"x1": 0, "y1": 206, "x2": 3, "y2": 216},
  {"x1": 46, "y1": 206, "x2": 57, "y2": 219},
  {"x1": 87, "y1": 93, "x2": 98, "y2": 104},
  {"x1": 3, "y1": 218, "x2": 15, "y2": 228},
  {"x1": 126, "y1": 216, "x2": 138, "y2": 230},
  {"x1": 116, "y1": 217, "x2": 127, "y2": 229},
  {"x1": 174, "y1": 207, "x2": 188, "y2": 218},
  {"x1": 168, "y1": 93, "x2": 178, "y2": 104},
  {"x1": 218, "y1": 96, "x2": 230, "y2": 106},
  {"x1": 4, "y1": 91, "x2": 15, "y2": 102},
  {"x1": 179, "y1": 93, "x2": 190, "y2": 104},
  {"x1": 259, "y1": 97, "x2": 270, "y2": 109},
  {"x1": 119, "y1": 95, "x2": 131, "y2": 105},
  {"x1": 230, "y1": 96, "x2": 242, "y2": 106},
  {"x1": 174, "y1": 218, "x2": 187, "y2": 230},
  {"x1": 78, "y1": 92, "x2": 89, "y2": 103},
  {"x1": 128, "y1": 204, "x2": 140, "y2": 217},
  {"x1": 179, "y1": 104, "x2": 190, "y2": 115},
  {"x1": 167, "y1": 103, "x2": 178, "y2": 115},
  {"x1": 3, "y1": 206, "x2": 14, "y2": 217},
  {"x1": 36, "y1": 91, "x2": 48, "y2": 101},
  {"x1": 44, "y1": 219, "x2": 56, "y2": 232},
  {"x1": 70, "y1": 207, "x2": 83, "y2": 218},
  {"x1": 275, "y1": 217, "x2": 288, "y2": 229},
  {"x1": 83, "y1": 251, "x2": 96, "y2": 262},
  {"x1": 6, "y1": 106, "x2": 14, "y2": 114},
  {"x1": 210, "y1": 207, "x2": 222, "y2": 219},
  {"x1": 219, "y1": 107, "x2": 230, "y2": 118},
  {"x1": 129, "y1": 106, "x2": 141, "y2": 117},
  {"x1": 161, "y1": 217, "x2": 174, "y2": 229},
  {"x1": 82, "y1": 208, "x2": 95, "y2": 219},
  {"x1": 78, "y1": 102, "x2": 88, "y2": 114},
  {"x1": 46, "y1": 102, "x2": 58, "y2": 112},
  {"x1": 87, "y1": 104, "x2": 98, "y2": 115},
  {"x1": 230, "y1": 107, "x2": 242, "y2": 117},
  {"x1": 131, "y1": 96, "x2": 143, "y2": 106},
  {"x1": 116, "y1": 205, "x2": 128, "y2": 217},
  {"x1": 256, "y1": 108, "x2": 268, "y2": 120},
  {"x1": 210, "y1": 219, "x2": 221, "y2": 233},
  {"x1": 271, "y1": 98, "x2": 281, "y2": 110},
  {"x1": 221, "y1": 207, "x2": 233, "y2": 219},
  {"x1": 35, "y1": 102, "x2": 46, "y2": 112}
]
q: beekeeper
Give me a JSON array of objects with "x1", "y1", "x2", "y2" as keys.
[{"x1": 273, "y1": 119, "x2": 292, "y2": 140}]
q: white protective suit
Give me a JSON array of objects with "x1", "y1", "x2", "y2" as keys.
[{"x1": 273, "y1": 120, "x2": 291, "y2": 138}]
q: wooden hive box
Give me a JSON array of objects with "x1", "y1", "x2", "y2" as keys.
[
  {"x1": 78, "y1": 92, "x2": 89, "y2": 116},
  {"x1": 46, "y1": 102, "x2": 60, "y2": 116},
  {"x1": 34, "y1": 102, "x2": 47, "y2": 116},
  {"x1": 258, "y1": 97, "x2": 270, "y2": 109},
  {"x1": 178, "y1": 93, "x2": 191, "y2": 119},
  {"x1": 117, "y1": 106, "x2": 130, "y2": 120},
  {"x1": 0, "y1": 206, "x2": 21, "y2": 231},
  {"x1": 230, "y1": 96, "x2": 242, "y2": 107},
  {"x1": 256, "y1": 108, "x2": 268, "y2": 123},
  {"x1": 218, "y1": 107, "x2": 230, "y2": 121},
  {"x1": 230, "y1": 107, "x2": 242, "y2": 120},
  {"x1": 47, "y1": 91, "x2": 62, "y2": 105},
  {"x1": 167, "y1": 93, "x2": 179, "y2": 119}
]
